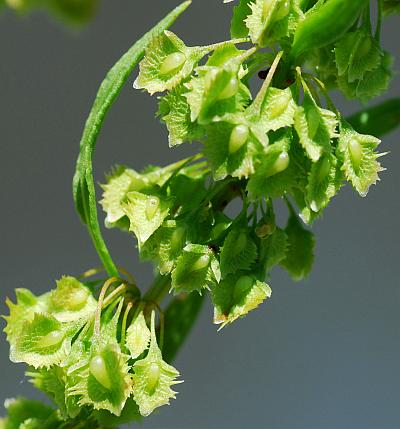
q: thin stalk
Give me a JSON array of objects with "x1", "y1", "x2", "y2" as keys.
[
  {"x1": 376, "y1": 0, "x2": 383, "y2": 41},
  {"x1": 251, "y1": 51, "x2": 283, "y2": 116},
  {"x1": 94, "y1": 277, "x2": 119, "y2": 337},
  {"x1": 102, "y1": 283, "x2": 127, "y2": 308},
  {"x1": 120, "y1": 301, "x2": 134, "y2": 344}
]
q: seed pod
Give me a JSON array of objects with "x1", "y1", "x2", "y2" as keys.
[
  {"x1": 145, "y1": 196, "x2": 160, "y2": 220},
  {"x1": 37, "y1": 330, "x2": 64, "y2": 349},
  {"x1": 190, "y1": 254, "x2": 210, "y2": 272},
  {"x1": 159, "y1": 52, "x2": 186, "y2": 76},
  {"x1": 90, "y1": 355, "x2": 112, "y2": 389},
  {"x1": 145, "y1": 362, "x2": 161, "y2": 395},
  {"x1": 232, "y1": 232, "x2": 248, "y2": 256},
  {"x1": 290, "y1": 0, "x2": 369, "y2": 60},
  {"x1": 229, "y1": 125, "x2": 249, "y2": 154},
  {"x1": 274, "y1": 0, "x2": 290, "y2": 20},
  {"x1": 269, "y1": 152, "x2": 290, "y2": 176},
  {"x1": 233, "y1": 275, "x2": 254, "y2": 302},
  {"x1": 306, "y1": 108, "x2": 321, "y2": 140},
  {"x1": 317, "y1": 156, "x2": 331, "y2": 182},
  {"x1": 68, "y1": 288, "x2": 89, "y2": 310},
  {"x1": 171, "y1": 226, "x2": 186, "y2": 253},
  {"x1": 349, "y1": 138, "x2": 363, "y2": 170},
  {"x1": 218, "y1": 77, "x2": 239, "y2": 100}
]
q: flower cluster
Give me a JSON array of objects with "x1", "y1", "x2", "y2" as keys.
[{"x1": 4, "y1": 276, "x2": 181, "y2": 424}]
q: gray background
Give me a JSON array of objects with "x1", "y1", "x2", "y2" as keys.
[{"x1": 0, "y1": 2, "x2": 399, "y2": 428}]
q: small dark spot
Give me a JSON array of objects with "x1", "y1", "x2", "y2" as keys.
[{"x1": 258, "y1": 69, "x2": 270, "y2": 80}]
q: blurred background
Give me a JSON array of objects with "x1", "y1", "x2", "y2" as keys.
[{"x1": 0, "y1": 1, "x2": 399, "y2": 428}]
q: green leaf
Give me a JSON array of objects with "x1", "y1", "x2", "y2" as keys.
[
  {"x1": 263, "y1": 227, "x2": 289, "y2": 273},
  {"x1": 126, "y1": 312, "x2": 151, "y2": 359},
  {"x1": 1, "y1": 397, "x2": 55, "y2": 429},
  {"x1": 230, "y1": 0, "x2": 252, "y2": 38},
  {"x1": 27, "y1": 367, "x2": 70, "y2": 419},
  {"x1": 123, "y1": 191, "x2": 171, "y2": 247},
  {"x1": 335, "y1": 30, "x2": 382, "y2": 82},
  {"x1": 280, "y1": 207, "x2": 315, "y2": 280},
  {"x1": 220, "y1": 229, "x2": 258, "y2": 276},
  {"x1": 10, "y1": 313, "x2": 77, "y2": 369},
  {"x1": 157, "y1": 84, "x2": 205, "y2": 146},
  {"x1": 163, "y1": 292, "x2": 205, "y2": 363},
  {"x1": 72, "y1": 1, "x2": 192, "y2": 277},
  {"x1": 337, "y1": 122, "x2": 385, "y2": 197},
  {"x1": 305, "y1": 153, "x2": 343, "y2": 213},
  {"x1": 3, "y1": 289, "x2": 49, "y2": 346},
  {"x1": 212, "y1": 274, "x2": 272, "y2": 328},
  {"x1": 245, "y1": 0, "x2": 289, "y2": 45},
  {"x1": 355, "y1": 64, "x2": 392, "y2": 102},
  {"x1": 171, "y1": 244, "x2": 221, "y2": 293},
  {"x1": 346, "y1": 98, "x2": 400, "y2": 137},
  {"x1": 100, "y1": 168, "x2": 149, "y2": 225},
  {"x1": 259, "y1": 86, "x2": 298, "y2": 132},
  {"x1": 132, "y1": 312, "x2": 181, "y2": 417},
  {"x1": 134, "y1": 31, "x2": 207, "y2": 95},
  {"x1": 294, "y1": 93, "x2": 338, "y2": 161}
]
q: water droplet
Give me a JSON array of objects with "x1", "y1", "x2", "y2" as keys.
[
  {"x1": 37, "y1": 330, "x2": 64, "y2": 349},
  {"x1": 159, "y1": 52, "x2": 186, "y2": 76},
  {"x1": 218, "y1": 77, "x2": 239, "y2": 100},
  {"x1": 229, "y1": 125, "x2": 249, "y2": 154},
  {"x1": 145, "y1": 197, "x2": 160, "y2": 220},
  {"x1": 90, "y1": 355, "x2": 112, "y2": 390}
]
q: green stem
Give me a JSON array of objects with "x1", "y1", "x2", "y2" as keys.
[
  {"x1": 376, "y1": 0, "x2": 383, "y2": 41},
  {"x1": 143, "y1": 274, "x2": 171, "y2": 305}
]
